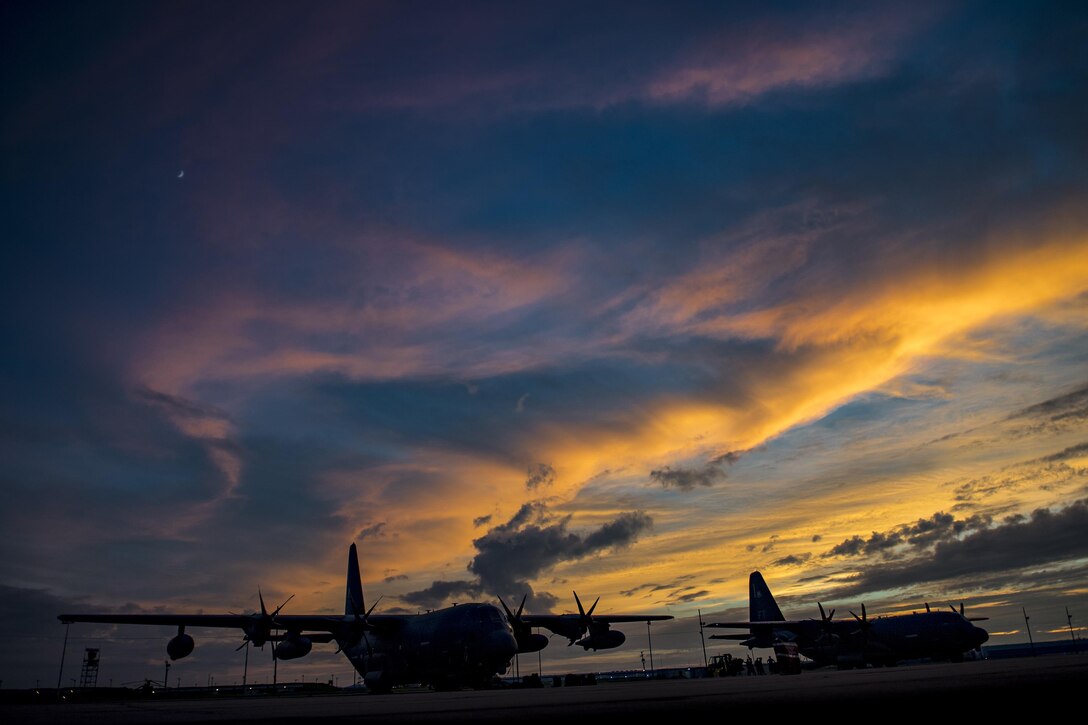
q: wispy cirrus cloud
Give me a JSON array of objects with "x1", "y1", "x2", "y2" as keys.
[{"x1": 641, "y1": 5, "x2": 936, "y2": 107}]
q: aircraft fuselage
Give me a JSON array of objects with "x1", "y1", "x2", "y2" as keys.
[
  {"x1": 341, "y1": 603, "x2": 518, "y2": 691},
  {"x1": 791, "y1": 610, "x2": 989, "y2": 666}
]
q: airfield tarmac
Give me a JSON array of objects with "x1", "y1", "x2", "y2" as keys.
[{"x1": 7, "y1": 657, "x2": 1085, "y2": 723}]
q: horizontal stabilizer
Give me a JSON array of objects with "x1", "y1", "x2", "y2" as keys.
[{"x1": 705, "y1": 620, "x2": 809, "y2": 628}]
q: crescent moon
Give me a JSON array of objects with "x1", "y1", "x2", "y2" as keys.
[{"x1": 177, "y1": 170, "x2": 185, "y2": 178}]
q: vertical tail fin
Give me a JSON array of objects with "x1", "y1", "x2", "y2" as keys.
[
  {"x1": 749, "y1": 571, "x2": 785, "y2": 622},
  {"x1": 345, "y1": 543, "x2": 365, "y2": 617}
]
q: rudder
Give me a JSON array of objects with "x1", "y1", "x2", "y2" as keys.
[
  {"x1": 749, "y1": 571, "x2": 785, "y2": 622},
  {"x1": 345, "y1": 542, "x2": 365, "y2": 616}
]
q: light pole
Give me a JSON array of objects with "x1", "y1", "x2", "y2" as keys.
[
  {"x1": 1023, "y1": 607, "x2": 1035, "y2": 656},
  {"x1": 1068, "y1": 607, "x2": 1077, "y2": 654},
  {"x1": 699, "y1": 609, "x2": 708, "y2": 668},
  {"x1": 56, "y1": 622, "x2": 70, "y2": 697},
  {"x1": 646, "y1": 620, "x2": 655, "y2": 676}
]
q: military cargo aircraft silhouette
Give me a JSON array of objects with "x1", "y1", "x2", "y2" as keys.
[
  {"x1": 60, "y1": 543, "x2": 671, "y2": 691},
  {"x1": 706, "y1": 571, "x2": 988, "y2": 668},
  {"x1": 500, "y1": 590, "x2": 671, "y2": 652}
]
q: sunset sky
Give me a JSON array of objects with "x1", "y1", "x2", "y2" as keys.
[{"x1": 2, "y1": 1, "x2": 1086, "y2": 688}]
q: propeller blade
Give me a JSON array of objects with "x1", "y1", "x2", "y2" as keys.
[
  {"x1": 587, "y1": 596, "x2": 600, "y2": 618},
  {"x1": 259, "y1": 587, "x2": 268, "y2": 617},
  {"x1": 516, "y1": 594, "x2": 526, "y2": 620},
  {"x1": 272, "y1": 594, "x2": 295, "y2": 617},
  {"x1": 925, "y1": 602, "x2": 931, "y2": 613},
  {"x1": 574, "y1": 591, "x2": 585, "y2": 618},
  {"x1": 959, "y1": 602, "x2": 965, "y2": 617},
  {"x1": 498, "y1": 595, "x2": 515, "y2": 620}
]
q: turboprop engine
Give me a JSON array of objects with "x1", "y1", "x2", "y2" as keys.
[
  {"x1": 517, "y1": 632, "x2": 550, "y2": 653},
  {"x1": 575, "y1": 627, "x2": 625, "y2": 651},
  {"x1": 167, "y1": 626, "x2": 195, "y2": 660},
  {"x1": 274, "y1": 632, "x2": 313, "y2": 660}
]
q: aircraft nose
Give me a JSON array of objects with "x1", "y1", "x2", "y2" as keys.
[
  {"x1": 972, "y1": 626, "x2": 989, "y2": 647},
  {"x1": 486, "y1": 629, "x2": 518, "y2": 661}
]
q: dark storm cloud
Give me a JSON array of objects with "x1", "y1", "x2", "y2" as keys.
[
  {"x1": 827, "y1": 499, "x2": 1088, "y2": 597},
  {"x1": 771, "y1": 553, "x2": 812, "y2": 567},
  {"x1": 1034, "y1": 442, "x2": 1088, "y2": 463},
  {"x1": 1009, "y1": 384, "x2": 1088, "y2": 421},
  {"x1": 667, "y1": 589, "x2": 711, "y2": 604},
  {"x1": 620, "y1": 575, "x2": 696, "y2": 598},
  {"x1": 357, "y1": 522, "x2": 387, "y2": 540},
  {"x1": 826, "y1": 536, "x2": 866, "y2": 557},
  {"x1": 952, "y1": 474, "x2": 1021, "y2": 503},
  {"x1": 711, "y1": 449, "x2": 749, "y2": 465},
  {"x1": 401, "y1": 580, "x2": 482, "y2": 610},
  {"x1": 134, "y1": 386, "x2": 229, "y2": 422},
  {"x1": 825, "y1": 511, "x2": 993, "y2": 558},
  {"x1": 951, "y1": 445, "x2": 1088, "y2": 503},
  {"x1": 649, "y1": 463, "x2": 726, "y2": 490},
  {"x1": 1006, "y1": 384, "x2": 1088, "y2": 438},
  {"x1": 469, "y1": 507, "x2": 653, "y2": 601},
  {"x1": 747, "y1": 535, "x2": 780, "y2": 554},
  {"x1": 403, "y1": 504, "x2": 653, "y2": 610},
  {"x1": 525, "y1": 463, "x2": 556, "y2": 490}
]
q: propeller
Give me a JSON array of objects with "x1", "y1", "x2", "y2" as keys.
[
  {"x1": 339, "y1": 595, "x2": 383, "y2": 655},
  {"x1": 236, "y1": 588, "x2": 294, "y2": 651},
  {"x1": 925, "y1": 602, "x2": 931, "y2": 613},
  {"x1": 849, "y1": 602, "x2": 872, "y2": 644},
  {"x1": 499, "y1": 594, "x2": 530, "y2": 637},
  {"x1": 950, "y1": 601, "x2": 988, "y2": 622},
  {"x1": 816, "y1": 602, "x2": 839, "y2": 646},
  {"x1": 571, "y1": 591, "x2": 600, "y2": 645}
]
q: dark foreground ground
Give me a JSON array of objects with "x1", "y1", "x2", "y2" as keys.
[{"x1": 5, "y1": 656, "x2": 1085, "y2": 723}]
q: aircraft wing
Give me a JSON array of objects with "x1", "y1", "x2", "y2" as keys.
[
  {"x1": 522, "y1": 613, "x2": 671, "y2": 639},
  {"x1": 580, "y1": 614, "x2": 672, "y2": 623},
  {"x1": 523, "y1": 613, "x2": 671, "y2": 626},
  {"x1": 705, "y1": 620, "x2": 810, "y2": 628},
  {"x1": 60, "y1": 613, "x2": 258, "y2": 628},
  {"x1": 58, "y1": 612, "x2": 407, "y2": 632}
]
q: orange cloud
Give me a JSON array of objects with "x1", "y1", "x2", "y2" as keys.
[
  {"x1": 643, "y1": 6, "x2": 935, "y2": 107},
  {"x1": 132, "y1": 239, "x2": 576, "y2": 393}
]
